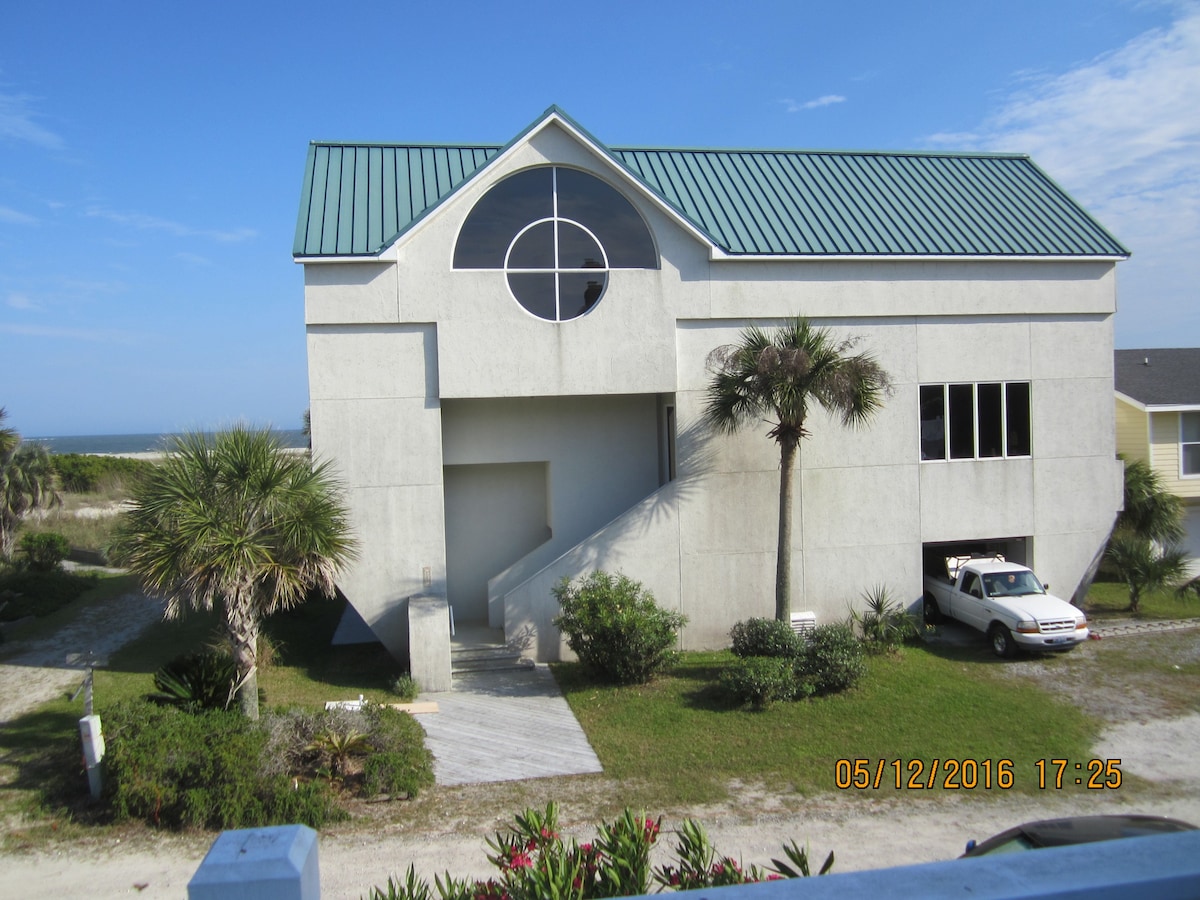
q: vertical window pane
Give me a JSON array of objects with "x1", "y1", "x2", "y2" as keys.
[
  {"x1": 1184, "y1": 443, "x2": 1200, "y2": 476},
  {"x1": 977, "y1": 383, "x2": 1003, "y2": 458},
  {"x1": 1183, "y1": 412, "x2": 1200, "y2": 443},
  {"x1": 1006, "y1": 383, "x2": 1031, "y2": 457},
  {"x1": 556, "y1": 168, "x2": 658, "y2": 268},
  {"x1": 920, "y1": 385, "x2": 946, "y2": 460},
  {"x1": 948, "y1": 384, "x2": 975, "y2": 459}
]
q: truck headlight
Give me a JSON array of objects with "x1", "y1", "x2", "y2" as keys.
[
  {"x1": 1016, "y1": 620, "x2": 1039, "y2": 634},
  {"x1": 1075, "y1": 617, "x2": 1088, "y2": 630}
]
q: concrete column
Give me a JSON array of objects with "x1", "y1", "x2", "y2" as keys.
[{"x1": 409, "y1": 595, "x2": 452, "y2": 692}]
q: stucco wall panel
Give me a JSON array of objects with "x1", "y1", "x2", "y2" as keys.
[
  {"x1": 305, "y1": 263, "x2": 398, "y2": 325},
  {"x1": 307, "y1": 325, "x2": 437, "y2": 401},
  {"x1": 915, "y1": 319, "x2": 1031, "y2": 383},
  {"x1": 677, "y1": 470, "x2": 782, "y2": 554},
  {"x1": 708, "y1": 261, "x2": 1115, "y2": 320},
  {"x1": 679, "y1": 550, "x2": 777, "y2": 649},
  {"x1": 1030, "y1": 315, "x2": 1114, "y2": 380},
  {"x1": 311, "y1": 398, "x2": 442, "y2": 487},
  {"x1": 1033, "y1": 377, "x2": 1115, "y2": 460},
  {"x1": 801, "y1": 542, "x2": 920, "y2": 621},
  {"x1": 919, "y1": 460, "x2": 1035, "y2": 541},
  {"x1": 1033, "y1": 456, "x2": 1124, "y2": 535},
  {"x1": 801, "y1": 465, "x2": 919, "y2": 550}
]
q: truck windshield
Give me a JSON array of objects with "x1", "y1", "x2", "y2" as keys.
[{"x1": 983, "y1": 572, "x2": 1044, "y2": 597}]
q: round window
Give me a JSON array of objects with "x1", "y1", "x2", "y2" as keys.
[{"x1": 454, "y1": 167, "x2": 656, "y2": 322}]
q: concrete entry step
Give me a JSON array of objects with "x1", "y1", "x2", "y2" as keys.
[{"x1": 451, "y1": 624, "x2": 533, "y2": 675}]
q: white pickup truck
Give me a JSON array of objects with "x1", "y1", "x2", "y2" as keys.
[{"x1": 922, "y1": 555, "x2": 1089, "y2": 658}]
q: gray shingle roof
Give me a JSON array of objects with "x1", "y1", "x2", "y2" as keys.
[
  {"x1": 1115, "y1": 349, "x2": 1200, "y2": 406},
  {"x1": 294, "y1": 107, "x2": 1129, "y2": 259}
]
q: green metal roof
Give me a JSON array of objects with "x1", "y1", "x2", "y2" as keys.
[{"x1": 294, "y1": 112, "x2": 1128, "y2": 259}]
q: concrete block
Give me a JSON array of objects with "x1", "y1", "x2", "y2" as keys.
[{"x1": 188, "y1": 825, "x2": 319, "y2": 900}]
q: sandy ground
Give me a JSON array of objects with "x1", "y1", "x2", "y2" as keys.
[{"x1": 1, "y1": 591, "x2": 1198, "y2": 899}]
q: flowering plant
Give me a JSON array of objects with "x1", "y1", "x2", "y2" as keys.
[{"x1": 366, "y1": 802, "x2": 832, "y2": 900}]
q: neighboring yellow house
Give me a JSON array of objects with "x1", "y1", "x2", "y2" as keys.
[{"x1": 1115, "y1": 348, "x2": 1200, "y2": 561}]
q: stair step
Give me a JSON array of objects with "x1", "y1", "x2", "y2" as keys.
[{"x1": 450, "y1": 643, "x2": 533, "y2": 673}]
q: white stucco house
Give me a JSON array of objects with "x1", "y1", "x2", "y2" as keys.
[{"x1": 294, "y1": 106, "x2": 1128, "y2": 666}]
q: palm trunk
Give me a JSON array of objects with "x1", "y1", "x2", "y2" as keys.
[
  {"x1": 227, "y1": 593, "x2": 261, "y2": 720},
  {"x1": 776, "y1": 438, "x2": 798, "y2": 622}
]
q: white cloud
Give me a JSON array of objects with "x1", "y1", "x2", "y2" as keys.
[
  {"x1": 781, "y1": 94, "x2": 847, "y2": 113},
  {"x1": 0, "y1": 205, "x2": 37, "y2": 225},
  {"x1": 0, "y1": 321, "x2": 138, "y2": 344},
  {"x1": 6, "y1": 293, "x2": 38, "y2": 310},
  {"x1": 84, "y1": 206, "x2": 257, "y2": 243},
  {"x1": 0, "y1": 89, "x2": 63, "y2": 150},
  {"x1": 927, "y1": 8, "x2": 1200, "y2": 346}
]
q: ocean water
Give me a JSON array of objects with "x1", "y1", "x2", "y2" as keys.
[{"x1": 28, "y1": 430, "x2": 309, "y2": 455}]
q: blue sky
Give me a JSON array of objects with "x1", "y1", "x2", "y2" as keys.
[{"x1": 2, "y1": 0, "x2": 1198, "y2": 436}]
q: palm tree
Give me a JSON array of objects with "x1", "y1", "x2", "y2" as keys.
[
  {"x1": 110, "y1": 427, "x2": 356, "y2": 719},
  {"x1": 1105, "y1": 530, "x2": 1189, "y2": 613},
  {"x1": 703, "y1": 317, "x2": 890, "y2": 621},
  {"x1": 1117, "y1": 457, "x2": 1184, "y2": 545},
  {"x1": 0, "y1": 408, "x2": 61, "y2": 561}
]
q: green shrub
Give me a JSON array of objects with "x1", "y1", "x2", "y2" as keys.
[
  {"x1": 0, "y1": 568, "x2": 98, "y2": 620},
  {"x1": 51, "y1": 453, "x2": 155, "y2": 493},
  {"x1": 552, "y1": 571, "x2": 687, "y2": 684},
  {"x1": 390, "y1": 673, "x2": 419, "y2": 701},
  {"x1": 850, "y1": 584, "x2": 922, "y2": 652},
  {"x1": 17, "y1": 531, "x2": 71, "y2": 572},
  {"x1": 795, "y1": 624, "x2": 865, "y2": 695},
  {"x1": 721, "y1": 656, "x2": 801, "y2": 708},
  {"x1": 149, "y1": 651, "x2": 239, "y2": 712},
  {"x1": 729, "y1": 617, "x2": 802, "y2": 659},
  {"x1": 103, "y1": 699, "x2": 345, "y2": 830}
]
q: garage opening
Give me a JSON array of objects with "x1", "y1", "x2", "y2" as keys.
[{"x1": 922, "y1": 537, "x2": 1029, "y2": 580}]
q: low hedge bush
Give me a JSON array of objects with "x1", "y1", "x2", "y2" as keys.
[
  {"x1": 18, "y1": 531, "x2": 70, "y2": 571},
  {"x1": 720, "y1": 656, "x2": 801, "y2": 708},
  {"x1": 796, "y1": 623, "x2": 865, "y2": 695},
  {"x1": 553, "y1": 571, "x2": 687, "y2": 684},
  {"x1": 729, "y1": 617, "x2": 802, "y2": 659}
]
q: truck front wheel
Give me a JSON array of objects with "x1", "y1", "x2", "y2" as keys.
[{"x1": 989, "y1": 623, "x2": 1017, "y2": 659}]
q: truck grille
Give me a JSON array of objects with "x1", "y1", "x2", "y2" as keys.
[{"x1": 1039, "y1": 618, "x2": 1077, "y2": 634}]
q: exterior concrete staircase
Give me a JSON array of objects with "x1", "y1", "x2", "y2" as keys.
[{"x1": 451, "y1": 625, "x2": 534, "y2": 675}]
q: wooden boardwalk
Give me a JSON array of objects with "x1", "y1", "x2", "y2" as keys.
[{"x1": 411, "y1": 665, "x2": 604, "y2": 786}]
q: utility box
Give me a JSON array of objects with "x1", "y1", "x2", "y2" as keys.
[{"x1": 188, "y1": 825, "x2": 319, "y2": 900}]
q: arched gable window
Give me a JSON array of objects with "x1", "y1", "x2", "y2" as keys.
[{"x1": 454, "y1": 167, "x2": 657, "y2": 321}]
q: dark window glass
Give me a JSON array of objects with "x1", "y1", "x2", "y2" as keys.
[
  {"x1": 1006, "y1": 383, "x2": 1031, "y2": 457},
  {"x1": 558, "y1": 222, "x2": 605, "y2": 269},
  {"x1": 556, "y1": 168, "x2": 657, "y2": 268},
  {"x1": 977, "y1": 383, "x2": 1003, "y2": 458},
  {"x1": 455, "y1": 166, "x2": 656, "y2": 320},
  {"x1": 507, "y1": 273, "x2": 557, "y2": 320},
  {"x1": 559, "y1": 273, "x2": 606, "y2": 319},
  {"x1": 948, "y1": 384, "x2": 975, "y2": 459},
  {"x1": 508, "y1": 222, "x2": 555, "y2": 269},
  {"x1": 919, "y1": 385, "x2": 946, "y2": 460},
  {"x1": 454, "y1": 169, "x2": 553, "y2": 268},
  {"x1": 1185, "y1": 444, "x2": 1200, "y2": 476}
]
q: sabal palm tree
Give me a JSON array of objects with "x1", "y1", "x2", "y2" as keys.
[
  {"x1": 1117, "y1": 457, "x2": 1184, "y2": 545},
  {"x1": 704, "y1": 317, "x2": 890, "y2": 621},
  {"x1": 111, "y1": 427, "x2": 356, "y2": 719},
  {"x1": 1105, "y1": 530, "x2": 1189, "y2": 613},
  {"x1": 0, "y1": 408, "x2": 60, "y2": 561}
]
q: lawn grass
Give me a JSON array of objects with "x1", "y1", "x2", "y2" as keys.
[
  {"x1": 555, "y1": 644, "x2": 1097, "y2": 808},
  {"x1": 1084, "y1": 575, "x2": 1200, "y2": 620}
]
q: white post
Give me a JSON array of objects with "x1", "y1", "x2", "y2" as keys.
[{"x1": 78, "y1": 714, "x2": 104, "y2": 800}]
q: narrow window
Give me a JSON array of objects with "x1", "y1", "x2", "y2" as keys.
[
  {"x1": 948, "y1": 384, "x2": 975, "y2": 459},
  {"x1": 1006, "y1": 383, "x2": 1031, "y2": 457},
  {"x1": 977, "y1": 383, "x2": 1003, "y2": 458},
  {"x1": 1182, "y1": 412, "x2": 1200, "y2": 476},
  {"x1": 920, "y1": 385, "x2": 946, "y2": 460}
]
